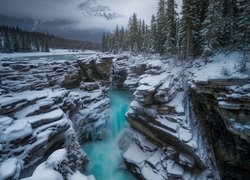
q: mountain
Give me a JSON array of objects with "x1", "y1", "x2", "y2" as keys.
[
  {"x1": 77, "y1": 0, "x2": 123, "y2": 20},
  {"x1": 0, "y1": 15, "x2": 105, "y2": 43}
]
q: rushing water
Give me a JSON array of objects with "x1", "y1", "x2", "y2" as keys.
[{"x1": 83, "y1": 90, "x2": 136, "y2": 180}]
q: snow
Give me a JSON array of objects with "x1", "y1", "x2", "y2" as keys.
[
  {"x1": 0, "y1": 116, "x2": 13, "y2": 126},
  {"x1": 0, "y1": 49, "x2": 87, "y2": 60},
  {"x1": 123, "y1": 143, "x2": 148, "y2": 165},
  {"x1": 21, "y1": 163, "x2": 64, "y2": 180},
  {"x1": 46, "y1": 149, "x2": 68, "y2": 169},
  {"x1": 146, "y1": 150, "x2": 162, "y2": 167},
  {"x1": 139, "y1": 73, "x2": 168, "y2": 88},
  {"x1": 192, "y1": 52, "x2": 249, "y2": 82},
  {"x1": 167, "y1": 91, "x2": 185, "y2": 114},
  {"x1": 68, "y1": 171, "x2": 95, "y2": 180},
  {"x1": 141, "y1": 164, "x2": 162, "y2": 180},
  {"x1": 0, "y1": 158, "x2": 19, "y2": 179},
  {"x1": 3, "y1": 119, "x2": 33, "y2": 142},
  {"x1": 146, "y1": 60, "x2": 164, "y2": 69}
]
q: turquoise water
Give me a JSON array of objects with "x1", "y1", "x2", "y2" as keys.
[{"x1": 83, "y1": 90, "x2": 136, "y2": 180}]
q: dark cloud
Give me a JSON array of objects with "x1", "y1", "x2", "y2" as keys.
[
  {"x1": 0, "y1": 0, "x2": 161, "y2": 30},
  {"x1": 77, "y1": 0, "x2": 123, "y2": 20}
]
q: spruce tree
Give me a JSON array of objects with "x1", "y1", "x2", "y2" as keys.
[
  {"x1": 178, "y1": 0, "x2": 192, "y2": 59},
  {"x1": 202, "y1": 0, "x2": 224, "y2": 57},
  {"x1": 164, "y1": 0, "x2": 178, "y2": 55},
  {"x1": 156, "y1": 0, "x2": 167, "y2": 54},
  {"x1": 119, "y1": 26, "x2": 125, "y2": 51},
  {"x1": 3, "y1": 32, "x2": 13, "y2": 53},
  {"x1": 128, "y1": 13, "x2": 139, "y2": 53},
  {"x1": 236, "y1": 0, "x2": 250, "y2": 49},
  {"x1": 150, "y1": 15, "x2": 157, "y2": 52}
]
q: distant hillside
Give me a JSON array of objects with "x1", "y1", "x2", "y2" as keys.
[{"x1": 0, "y1": 25, "x2": 100, "y2": 53}]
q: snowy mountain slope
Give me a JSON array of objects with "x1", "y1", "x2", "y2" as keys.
[{"x1": 78, "y1": 0, "x2": 122, "y2": 20}]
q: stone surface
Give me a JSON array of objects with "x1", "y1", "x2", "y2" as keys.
[{"x1": 0, "y1": 54, "x2": 113, "y2": 179}]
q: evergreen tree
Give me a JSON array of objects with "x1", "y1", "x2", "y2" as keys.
[
  {"x1": 119, "y1": 26, "x2": 125, "y2": 51},
  {"x1": 156, "y1": 0, "x2": 167, "y2": 54},
  {"x1": 0, "y1": 32, "x2": 3, "y2": 52},
  {"x1": 12, "y1": 34, "x2": 20, "y2": 52},
  {"x1": 150, "y1": 15, "x2": 157, "y2": 52},
  {"x1": 164, "y1": 0, "x2": 178, "y2": 55},
  {"x1": 3, "y1": 32, "x2": 13, "y2": 53},
  {"x1": 128, "y1": 13, "x2": 139, "y2": 53},
  {"x1": 236, "y1": 0, "x2": 250, "y2": 49},
  {"x1": 202, "y1": 0, "x2": 224, "y2": 57}
]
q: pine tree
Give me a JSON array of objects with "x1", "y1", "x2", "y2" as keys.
[
  {"x1": 202, "y1": 0, "x2": 224, "y2": 57},
  {"x1": 101, "y1": 33, "x2": 106, "y2": 52},
  {"x1": 164, "y1": 0, "x2": 178, "y2": 55},
  {"x1": 150, "y1": 15, "x2": 157, "y2": 52},
  {"x1": 112, "y1": 25, "x2": 120, "y2": 53},
  {"x1": 0, "y1": 32, "x2": 3, "y2": 52},
  {"x1": 12, "y1": 34, "x2": 20, "y2": 52},
  {"x1": 236, "y1": 0, "x2": 250, "y2": 49},
  {"x1": 178, "y1": 0, "x2": 192, "y2": 59},
  {"x1": 156, "y1": 0, "x2": 167, "y2": 54},
  {"x1": 3, "y1": 32, "x2": 13, "y2": 53},
  {"x1": 119, "y1": 26, "x2": 125, "y2": 51},
  {"x1": 179, "y1": 0, "x2": 207, "y2": 59},
  {"x1": 128, "y1": 13, "x2": 139, "y2": 53}
]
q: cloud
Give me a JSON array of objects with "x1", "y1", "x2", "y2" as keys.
[
  {"x1": 77, "y1": 0, "x2": 123, "y2": 20},
  {"x1": 0, "y1": 0, "x2": 183, "y2": 31}
]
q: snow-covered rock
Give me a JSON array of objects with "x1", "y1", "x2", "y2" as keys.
[{"x1": 118, "y1": 52, "x2": 249, "y2": 179}]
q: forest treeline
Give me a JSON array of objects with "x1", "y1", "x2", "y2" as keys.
[
  {"x1": 0, "y1": 25, "x2": 100, "y2": 53},
  {"x1": 102, "y1": 0, "x2": 249, "y2": 59}
]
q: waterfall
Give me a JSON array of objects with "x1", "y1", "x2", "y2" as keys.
[{"x1": 83, "y1": 90, "x2": 136, "y2": 180}]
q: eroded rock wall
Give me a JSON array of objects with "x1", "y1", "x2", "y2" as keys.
[
  {"x1": 0, "y1": 55, "x2": 113, "y2": 179},
  {"x1": 113, "y1": 53, "x2": 250, "y2": 180}
]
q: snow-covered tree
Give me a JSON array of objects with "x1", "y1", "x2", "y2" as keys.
[
  {"x1": 150, "y1": 14, "x2": 157, "y2": 52},
  {"x1": 202, "y1": 0, "x2": 224, "y2": 57},
  {"x1": 156, "y1": 0, "x2": 167, "y2": 54},
  {"x1": 128, "y1": 13, "x2": 139, "y2": 53},
  {"x1": 236, "y1": 0, "x2": 250, "y2": 49},
  {"x1": 164, "y1": 0, "x2": 178, "y2": 55}
]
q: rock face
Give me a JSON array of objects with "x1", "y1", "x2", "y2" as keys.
[
  {"x1": 190, "y1": 79, "x2": 250, "y2": 179},
  {"x1": 114, "y1": 53, "x2": 250, "y2": 180},
  {"x1": 1, "y1": 52, "x2": 249, "y2": 180},
  {"x1": 0, "y1": 55, "x2": 113, "y2": 179}
]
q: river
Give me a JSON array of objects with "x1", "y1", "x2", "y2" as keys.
[{"x1": 83, "y1": 90, "x2": 136, "y2": 180}]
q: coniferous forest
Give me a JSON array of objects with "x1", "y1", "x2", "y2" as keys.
[
  {"x1": 0, "y1": 26, "x2": 100, "y2": 53},
  {"x1": 102, "y1": 0, "x2": 250, "y2": 59}
]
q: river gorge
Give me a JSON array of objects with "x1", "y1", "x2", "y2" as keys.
[{"x1": 0, "y1": 52, "x2": 249, "y2": 180}]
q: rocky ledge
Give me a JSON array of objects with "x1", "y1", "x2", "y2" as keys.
[
  {"x1": 114, "y1": 52, "x2": 250, "y2": 179},
  {"x1": 0, "y1": 54, "x2": 113, "y2": 179}
]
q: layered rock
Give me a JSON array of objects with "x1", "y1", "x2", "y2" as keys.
[
  {"x1": 115, "y1": 52, "x2": 250, "y2": 179},
  {"x1": 0, "y1": 54, "x2": 113, "y2": 179}
]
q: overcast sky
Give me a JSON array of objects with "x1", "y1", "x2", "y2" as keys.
[{"x1": 0, "y1": 0, "x2": 182, "y2": 31}]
